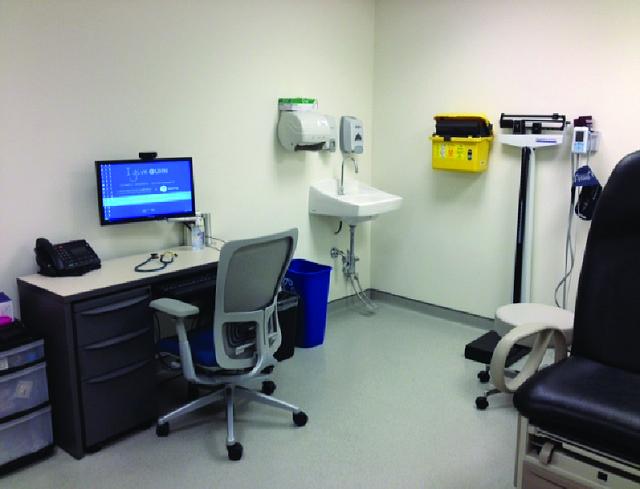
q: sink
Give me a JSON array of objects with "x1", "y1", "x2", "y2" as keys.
[{"x1": 309, "y1": 179, "x2": 403, "y2": 224}]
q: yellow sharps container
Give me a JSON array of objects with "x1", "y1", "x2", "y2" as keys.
[{"x1": 430, "y1": 113, "x2": 493, "y2": 172}]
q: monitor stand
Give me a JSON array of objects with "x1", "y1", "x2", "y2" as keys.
[{"x1": 169, "y1": 212, "x2": 211, "y2": 248}]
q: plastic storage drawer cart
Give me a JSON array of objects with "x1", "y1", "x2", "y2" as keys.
[
  {"x1": 0, "y1": 325, "x2": 53, "y2": 474},
  {"x1": 430, "y1": 113, "x2": 493, "y2": 172}
]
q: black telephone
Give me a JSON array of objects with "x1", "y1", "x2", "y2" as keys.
[{"x1": 34, "y1": 238, "x2": 101, "y2": 277}]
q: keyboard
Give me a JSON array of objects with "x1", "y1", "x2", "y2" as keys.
[{"x1": 154, "y1": 272, "x2": 216, "y2": 298}]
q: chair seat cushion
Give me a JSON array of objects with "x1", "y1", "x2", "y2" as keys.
[
  {"x1": 514, "y1": 356, "x2": 640, "y2": 464},
  {"x1": 157, "y1": 327, "x2": 218, "y2": 367}
]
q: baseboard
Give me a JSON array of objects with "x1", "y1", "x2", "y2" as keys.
[
  {"x1": 327, "y1": 291, "x2": 374, "y2": 316},
  {"x1": 328, "y1": 289, "x2": 493, "y2": 331}
]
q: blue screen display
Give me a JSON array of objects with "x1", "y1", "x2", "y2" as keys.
[{"x1": 97, "y1": 158, "x2": 195, "y2": 224}]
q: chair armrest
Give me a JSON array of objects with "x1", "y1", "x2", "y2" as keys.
[
  {"x1": 150, "y1": 298, "x2": 200, "y2": 317},
  {"x1": 489, "y1": 323, "x2": 568, "y2": 394},
  {"x1": 150, "y1": 298, "x2": 199, "y2": 382}
]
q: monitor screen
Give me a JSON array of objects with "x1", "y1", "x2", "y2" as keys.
[{"x1": 95, "y1": 157, "x2": 196, "y2": 225}]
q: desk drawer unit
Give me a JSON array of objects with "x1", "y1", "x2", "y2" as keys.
[
  {"x1": 77, "y1": 326, "x2": 154, "y2": 380},
  {"x1": 72, "y1": 287, "x2": 156, "y2": 449},
  {"x1": 74, "y1": 288, "x2": 152, "y2": 346},
  {"x1": 74, "y1": 287, "x2": 154, "y2": 379},
  {"x1": 81, "y1": 358, "x2": 155, "y2": 448},
  {"x1": 18, "y1": 255, "x2": 218, "y2": 459}
]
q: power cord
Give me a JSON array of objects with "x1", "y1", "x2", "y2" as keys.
[{"x1": 555, "y1": 154, "x2": 578, "y2": 308}]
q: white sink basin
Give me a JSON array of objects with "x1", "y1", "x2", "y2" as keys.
[{"x1": 309, "y1": 179, "x2": 403, "y2": 224}]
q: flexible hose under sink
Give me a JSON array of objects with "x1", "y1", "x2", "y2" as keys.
[{"x1": 348, "y1": 274, "x2": 377, "y2": 314}]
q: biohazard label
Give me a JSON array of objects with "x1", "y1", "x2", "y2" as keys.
[{"x1": 442, "y1": 144, "x2": 467, "y2": 160}]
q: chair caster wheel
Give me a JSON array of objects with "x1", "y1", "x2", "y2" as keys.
[
  {"x1": 477, "y1": 370, "x2": 490, "y2": 383},
  {"x1": 261, "y1": 380, "x2": 276, "y2": 395},
  {"x1": 293, "y1": 411, "x2": 308, "y2": 427},
  {"x1": 475, "y1": 397, "x2": 489, "y2": 410},
  {"x1": 156, "y1": 422, "x2": 170, "y2": 437},
  {"x1": 227, "y1": 442, "x2": 243, "y2": 461},
  {"x1": 261, "y1": 365, "x2": 274, "y2": 375}
]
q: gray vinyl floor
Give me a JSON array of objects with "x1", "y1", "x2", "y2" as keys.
[{"x1": 4, "y1": 300, "x2": 519, "y2": 489}]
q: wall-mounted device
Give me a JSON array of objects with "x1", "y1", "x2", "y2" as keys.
[
  {"x1": 277, "y1": 111, "x2": 337, "y2": 152},
  {"x1": 571, "y1": 127, "x2": 590, "y2": 154},
  {"x1": 571, "y1": 116, "x2": 602, "y2": 224},
  {"x1": 34, "y1": 237, "x2": 101, "y2": 277},
  {"x1": 571, "y1": 116, "x2": 600, "y2": 155},
  {"x1": 95, "y1": 157, "x2": 196, "y2": 225},
  {"x1": 430, "y1": 113, "x2": 493, "y2": 172},
  {"x1": 556, "y1": 115, "x2": 602, "y2": 308},
  {"x1": 340, "y1": 116, "x2": 363, "y2": 154}
]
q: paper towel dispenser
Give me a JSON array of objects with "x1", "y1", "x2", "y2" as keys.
[{"x1": 277, "y1": 111, "x2": 337, "y2": 152}]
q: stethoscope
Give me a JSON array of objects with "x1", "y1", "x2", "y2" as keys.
[{"x1": 134, "y1": 251, "x2": 177, "y2": 273}]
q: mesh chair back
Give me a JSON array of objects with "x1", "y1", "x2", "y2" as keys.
[
  {"x1": 213, "y1": 228, "x2": 297, "y2": 368},
  {"x1": 572, "y1": 151, "x2": 640, "y2": 373},
  {"x1": 223, "y1": 239, "x2": 292, "y2": 312}
]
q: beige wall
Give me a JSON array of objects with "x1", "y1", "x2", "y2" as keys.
[
  {"x1": 3, "y1": 0, "x2": 639, "y2": 320},
  {"x1": 0, "y1": 0, "x2": 375, "y2": 312},
  {"x1": 371, "y1": 0, "x2": 640, "y2": 317}
]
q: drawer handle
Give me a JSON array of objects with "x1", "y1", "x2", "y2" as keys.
[
  {"x1": 84, "y1": 327, "x2": 151, "y2": 350},
  {"x1": 80, "y1": 295, "x2": 149, "y2": 316},
  {"x1": 86, "y1": 359, "x2": 151, "y2": 384}
]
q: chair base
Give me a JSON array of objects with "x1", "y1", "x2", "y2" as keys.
[
  {"x1": 156, "y1": 381, "x2": 307, "y2": 461},
  {"x1": 475, "y1": 366, "x2": 518, "y2": 410}
]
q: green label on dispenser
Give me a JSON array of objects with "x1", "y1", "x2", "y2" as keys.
[
  {"x1": 278, "y1": 98, "x2": 318, "y2": 111},
  {"x1": 278, "y1": 98, "x2": 317, "y2": 104}
]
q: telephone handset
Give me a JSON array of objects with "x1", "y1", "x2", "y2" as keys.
[{"x1": 34, "y1": 238, "x2": 101, "y2": 277}]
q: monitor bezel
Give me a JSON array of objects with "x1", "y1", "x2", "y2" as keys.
[{"x1": 95, "y1": 157, "x2": 196, "y2": 226}]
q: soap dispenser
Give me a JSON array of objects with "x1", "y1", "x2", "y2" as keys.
[{"x1": 340, "y1": 116, "x2": 364, "y2": 154}]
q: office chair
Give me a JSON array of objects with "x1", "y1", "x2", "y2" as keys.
[
  {"x1": 506, "y1": 152, "x2": 640, "y2": 488},
  {"x1": 150, "y1": 228, "x2": 308, "y2": 461}
]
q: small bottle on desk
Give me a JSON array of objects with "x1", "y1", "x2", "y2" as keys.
[{"x1": 191, "y1": 216, "x2": 205, "y2": 251}]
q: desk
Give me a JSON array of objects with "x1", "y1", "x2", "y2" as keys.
[{"x1": 17, "y1": 247, "x2": 220, "y2": 459}]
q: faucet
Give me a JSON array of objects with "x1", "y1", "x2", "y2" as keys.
[{"x1": 339, "y1": 156, "x2": 358, "y2": 195}]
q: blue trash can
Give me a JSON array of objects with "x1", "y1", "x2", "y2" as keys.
[{"x1": 283, "y1": 259, "x2": 332, "y2": 348}]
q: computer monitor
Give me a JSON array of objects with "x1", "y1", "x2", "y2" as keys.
[{"x1": 95, "y1": 157, "x2": 196, "y2": 225}]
